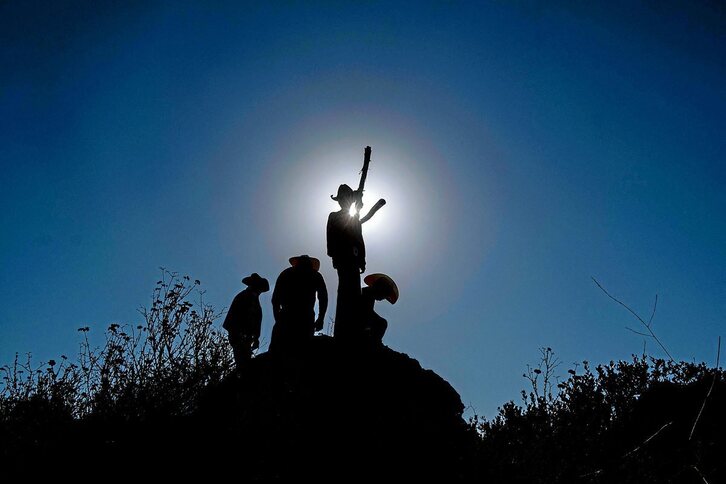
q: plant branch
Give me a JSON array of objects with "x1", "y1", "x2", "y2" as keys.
[
  {"x1": 623, "y1": 421, "x2": 673, "y2": 458},
  {"x1": 689, "y1": 336, "x2": 721, "y2": 441},
  {"x1": 591, "y1": 277, "x2": 674, "y2": 361},
  {"x1": 625, "y1": 326, "x2": 651, "y2": 338}
]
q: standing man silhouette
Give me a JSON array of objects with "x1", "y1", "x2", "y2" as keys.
[
  {"x1": 327, "y1": 147, "x2": 387, "y2": 340},
  {"x1": 327, "y1": 184, "x2": 366, "y2": 340},
  {"x1": 223, "y1": 273, "x2": 269, "y2": 366},
  {"x1": 270, "y1": 255, "x2": 328, "y2": 353}
]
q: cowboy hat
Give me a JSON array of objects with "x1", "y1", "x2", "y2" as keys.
[
  {"x1": 330, "y1": 183, "x2": 355, "y2": 201},
  {"x1": 242, "y1": 273, "x2": 270, "y2": 292},
  {"x1": 363, "y1": 273, "x2": 399, "y2": 304},
  {"x1": 289, "y1": 255, "x2": 321, "y2": 272}
]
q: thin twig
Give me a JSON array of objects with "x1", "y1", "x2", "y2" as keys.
[
  {"x1": 578, "y1": 468, "x2": 603, "y2": 479},
  {"x1": 689, "y1": 336, "x2": 721, "y2": 441},
  {"x1": 647, "y1": 294, "x2": 658, "y2": 327},
  {"x1": 592, "y1": 277, "x2": 674, "y2": 361},
  {"x1": 623, "y1": 421, "x2": 673, "y2": 458},
  {"x1": 625, "y1": 326, "x2": 651, "y2": 338},
  {"x1": 692, "y1": 465, "x2": 710, "y2": 484},
  {"x1": 578, "y1": 419, "x2": 670, "y2": 479}
]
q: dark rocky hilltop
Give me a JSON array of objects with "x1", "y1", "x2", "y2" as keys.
[
  {"x1": 3, "y1": 336, "x2": 476, "y2": 479},
  {"x1": 196, "y1": 335, "x2": 476, "y2": 480}
]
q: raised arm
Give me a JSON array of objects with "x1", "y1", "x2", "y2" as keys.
[{"x1": 360, "y1": 198, "x2": 386, "y2": 224}]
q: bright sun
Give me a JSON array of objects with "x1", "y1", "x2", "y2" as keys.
[{"x1": 348, "y1": 204, "x2": 358, "y2": 217}]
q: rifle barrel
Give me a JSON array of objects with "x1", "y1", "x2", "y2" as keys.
[{"x1": 357, "y1": 146, "x2": 372, "y2": 193}]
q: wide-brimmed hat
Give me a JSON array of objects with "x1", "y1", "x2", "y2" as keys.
[
  {"x1": 330, "y1": 184, "x2": 355, "y2": 201},
  {"x1": 289, "y1": 255, "x2": 321, "y2": 272},
  {"x1": 242, "y1": 273, "x2": 270, "y2": 292},
  {"x1": 363, "y1": 273, "x2": 399, "y2": 304}
]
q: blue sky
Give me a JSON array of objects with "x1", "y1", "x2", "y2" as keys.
[{"x1": 1, "y1": 1, "x2": 724, "y2": 417}]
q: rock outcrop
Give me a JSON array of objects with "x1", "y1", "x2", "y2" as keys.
[{"x1": 195, "y1": 335, "x2": 476, "y2": 480}]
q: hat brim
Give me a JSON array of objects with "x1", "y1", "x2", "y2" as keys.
[
  {"x1": 289, "y1": 256, "x2": 321, "y2": 272},
  {"x1": 363, "y1": 273, "x2": 399, "y2": 304},
  {"x1": 242, "y1": 275, "x2": 270, "y2": 292}
]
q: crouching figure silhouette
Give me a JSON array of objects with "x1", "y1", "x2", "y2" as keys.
[{"x1": 359, "y1": 273, "x2": 399, "y2": 345}]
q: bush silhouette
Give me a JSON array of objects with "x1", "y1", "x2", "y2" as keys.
[
  {"x1": 1, "y1": 270, "x2": 233, "y2": 460},
  {"x1": 474, "y1": 350, "x2": 725, "y2": 483},
  {"x1": 1, "y1": 274, "x2": 723, "y2": 482}
]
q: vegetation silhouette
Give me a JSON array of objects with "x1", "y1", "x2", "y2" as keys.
[
  {"x1": 1, "y1": 273, "x2": 723, "y2": 481},
  {"x1": 475, "y1": 348, "x2": 725, "y2": 483}
]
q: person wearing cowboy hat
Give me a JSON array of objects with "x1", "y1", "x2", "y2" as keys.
[
  {"x1": 359, "y1": 273, "x2": 399, "y2": 345},
  {"x1": 223, "y1": 273, "x2": 270, "y2": 366},
  {"x1": 270, "y1": 255, "x2": 328, "y2": 353},
  {"x1": 327, "y1": 183, "x2": 370, "y2": 339}
]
